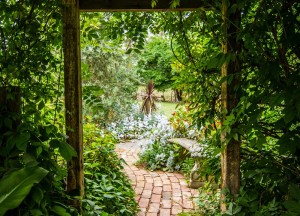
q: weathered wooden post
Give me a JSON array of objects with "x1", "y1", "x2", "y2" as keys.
[
  {"x1": 62, "y1": 0, "x2": 84, "y2": 212},
  {"x1": 220, "y1": 0, "x2": 241, "y2": 211}
]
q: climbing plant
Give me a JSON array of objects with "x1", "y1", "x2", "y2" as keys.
[{"x1": 0, "y1": 1, "x2": 78, "y2": 215}]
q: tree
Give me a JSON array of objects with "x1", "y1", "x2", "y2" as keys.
[
  {"x1": 80, "y1": 13, "x2": 142, "y2": 124},
  {"x1": 136, "y1": 36, "x2": 174, "y2": 91}
]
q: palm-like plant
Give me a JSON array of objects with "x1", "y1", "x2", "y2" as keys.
[{"x1": 141, "y1": 80, "x2": 156, "y2": 115}]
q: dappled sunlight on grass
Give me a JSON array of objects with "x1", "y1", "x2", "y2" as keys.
[{"x1": 156, "y1": 102, "x2": 180, "y2": 119}]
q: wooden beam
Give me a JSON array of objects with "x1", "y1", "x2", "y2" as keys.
[
  {"x1": 62, "y1": 0, "x2": 84, "y2": 212},
  {"x1": 79, "y1": 0, "x2": 208, "y2": 12}
]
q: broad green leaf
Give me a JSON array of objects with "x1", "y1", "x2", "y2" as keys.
[
  {"x1": 232, "y1": 205, "x2": 242, "y2": 214},
  {"x1": 51, "y1": 205, "x2": 71, "y2": 216},
  {"x1": 103, "y1": 194, "x2": 114, "y2": 199},
  {"x1": 15, "y1": 132, "x2": 30, "y2": 151},
  {"x1": 31, "y1": 186, "x2": 44, "y2": 206},
  {"x1": 58, "y1": 142, "x2": 77, "y2": 161},
  {"x1": 283, "y1": 200, "x2": 300, "y2": 214},
  {"x1": 233, "y1": 133, "x2": 239, "y2": 141},
  {"x1": 0, "y1": 166, "x2": 48, "y2": 216},
  {"x1": 289, "y1": 184, "x2": 300, "y2": 201},
  {"x1": 50, "y1": 139, "x2": 77, "y2": 161},
  {"x1": 30, "y1": 209, "x2": 43, "y2": 216}
]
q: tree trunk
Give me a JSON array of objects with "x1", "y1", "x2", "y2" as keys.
[
  {"x1": 220, "y1": 0, "x2": 241, "y2": 212},
  {"x1": 175, "y1": 89, "x2": 183, "y2": 102},
  {"x1": 62, "y1": 0, "x2": 84, "y2": 212}
]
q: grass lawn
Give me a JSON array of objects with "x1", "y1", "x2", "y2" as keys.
[{"x1": 155, "y1": 102, "x2": 180, "y2": 119}]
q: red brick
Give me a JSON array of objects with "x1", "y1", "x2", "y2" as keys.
[
  {"x1": 145, "y1": 182, "x2": 153, "y2": 190},
  {"x1": 142, "y1": 189, "x2": 152, "y2": 199},
  {"x1": 161, "y1": 200, "x2": 171, "y2": 208},
  {"x1": 182, "y1": 199, "x2": 193, "y2": 209},
  {"x1": 154, "y1": 181, "x2": 163, "y2": 187},
  {"x1": 163, "y1": 185, "x2": 172, "y2": 192},
  {"x1": 137, "y1": 175, "x2": 145, "y2": 181},
  {"x1": 145, "y1": 177, "x2": 154, "y2": 183},
  {"x1": 172, "y1": 205, "x2": 183, "y2": 215},
  {"x1": 153, "y1": 186, "x2": 163, "y2": 194},
  {"x1": 172, "y1": 183, "x2": 181, "y2": 189},
  {"x1": 139, "y1": 198, "x2": 150, "y2": 208},
  {"x1": 160, "y1": 209, "x2": 171, "y2": 216},
  {"x1": 137, "y1": 211, "x2": 145, "y2": 216},
  {"x1": 174, "y1": 172, "x2": 185, "y2": 178},
  {"x1": 148, "y1": 203, "x2": 160, "y2": 213},
  {"x1": 162, "y1": 191, "x2": 172, "y2": 200},
  {"x1": 146, "y1": 213, "x2": 157, "y2": 216},
  {"x1": 172, "y1": 190, "x2": 182, "y2": 197},
  {"x1": 136, "y1": 181, "x2": 145, "y2": 188},
  {"x1": 135, "y1": 187, "x2": 143, "y2": 195},
  {"x1": 162, "y1": 179, "x2": 171, "y2": 185},
  {"x1": 169, "y1": 176, "x2": 179, "y2": 183},
  {"x1": 151, "y1": 194, "x2": 161, "y2": 203},
  {"x1": 138, "y1": 208, "x2": 147, "y2": 216},
  {"x1": 150, "y1": 172, "x2": 159, "y2": 177},
  {"x1": 173, "y1": 196, "x2": 183, "y2": 205}
]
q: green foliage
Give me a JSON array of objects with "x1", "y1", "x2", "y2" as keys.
[
  {"x1": 0, "y1": 1, "x2": 77, "y2": 215},
  {"x1": 81, "y1": 42, "x2": 141, "y2": 124},
  {"x1": 0, "y1": 166, "x2": 48, "y2": 216},
  {"x1": 136, "y1": 36, "x2": 175, "y2": 91},
  {"x1": 137, "y1": 140, "x2": 180, "y2": 172},
  {"x1": 169, "y1": 106, "x2": 197, "y2": 138},
  {"x1": 83, "y1": 123, "x2": 138, "y2": 215}
]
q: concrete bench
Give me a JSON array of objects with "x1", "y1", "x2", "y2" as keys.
[{"x1": 168, "y1": 138, "x2": 204, "y2": 189}]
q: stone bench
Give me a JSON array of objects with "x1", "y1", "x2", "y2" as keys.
[{"x1": 168, "y1": 138, "x2": 204, "y2": 189}]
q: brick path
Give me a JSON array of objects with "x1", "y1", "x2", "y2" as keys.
[{"x1": 116, "y1": 139, "x2": 199, "y2": 216}]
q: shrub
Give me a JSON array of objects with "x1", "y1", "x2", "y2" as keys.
[{"x1": 82, "y1": 123, "x2": 138, "y2": 215}]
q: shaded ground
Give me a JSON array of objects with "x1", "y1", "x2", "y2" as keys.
[{"x1": 116, "y1": 139, "x2": 199, "y2": 216}]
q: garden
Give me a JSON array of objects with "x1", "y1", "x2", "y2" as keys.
[{"x1": 0, "y1": 1, "x2": 300, "y2": 216}]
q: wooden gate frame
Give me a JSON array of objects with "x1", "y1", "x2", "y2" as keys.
[{"x1": 62, "y1": 0, "x2": 240, "y2": 212}]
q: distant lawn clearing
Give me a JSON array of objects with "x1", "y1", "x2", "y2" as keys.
[{"x1": 156, "y1": 102, "x2": 180, "y2": 119}]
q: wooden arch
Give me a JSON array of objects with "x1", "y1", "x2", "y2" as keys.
[{"x1": 62, "y1": 0, "x2": 240, "y2": 212}]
